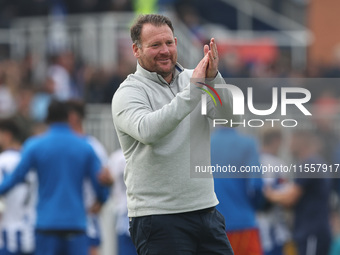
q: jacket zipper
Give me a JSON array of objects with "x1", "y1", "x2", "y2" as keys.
[{"x1": 166, "y1": 82, "x2": 176, "y2": 97}]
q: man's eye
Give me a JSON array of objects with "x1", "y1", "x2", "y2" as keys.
[
  {"x1": 152, "y1": 44, "x2": 159, "y2": 47},
  {"x1": 167, "y1": 41, "x2": 173, "y2": 45}
]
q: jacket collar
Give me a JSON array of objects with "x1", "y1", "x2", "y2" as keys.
[{"x1": 135, "y1": 61, "x2": 184, "y2": 85}]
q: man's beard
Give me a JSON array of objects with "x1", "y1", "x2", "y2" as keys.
[
  {"x1": 140, "y1": 57, "x2": 176, "y2": 78},
  {"x1": 156, "y1": 65, "x2": 175, "y2": 78}
]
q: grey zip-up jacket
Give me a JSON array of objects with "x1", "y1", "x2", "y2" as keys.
[{"x1": 112, "y1": 62, "x2": 237, "y2": 217}]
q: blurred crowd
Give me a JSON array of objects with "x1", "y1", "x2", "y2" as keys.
[
  {"x1": 0, "y1": 0, "x2": 133, "y2": 28},
  {"x1": 1, "y1": 44, "x2": 340, "y2": 125},
  {"x1": 0, "y1": 1, "x2": 339, "y2": 255},
  {"x1": 211, "y1": 123, "x2": 340, "y2": 255},
  {"x1": 0, "y1": 0, "x2": 340, "y2": 126}
]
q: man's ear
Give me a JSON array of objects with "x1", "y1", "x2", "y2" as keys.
[
  {"x1": 174, "y1": 37, "x2": 177, "y2": 46},
  {"x1": 132, "y1": 43, "x2": 140, "y2": 58}
]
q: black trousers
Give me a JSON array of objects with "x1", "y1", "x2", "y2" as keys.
[
  {"x1": 129, "y1": 207, "x2": 234, "y2": 255},
  {"x1": 296, "y1": 232, "x2": 331, "y2": 255}
]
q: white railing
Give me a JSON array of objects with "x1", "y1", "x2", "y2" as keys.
[
  {"x1": 0, "y1": 8, "x2": 312, "y2": 73},
  {"x1": 205, "y1": 0, "x2": 313, "y2": 69},
  {"x1": 0, "y1": 12, "x2": 202, "y2": 71}
]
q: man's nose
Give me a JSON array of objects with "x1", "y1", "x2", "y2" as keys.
[{"x1": 159, "y1": 44, "x2": 170, "y2": 54}]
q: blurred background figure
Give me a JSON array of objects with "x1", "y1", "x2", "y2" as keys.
[
  {"x1": 0, "y1": 62, "x2": 17, "y2": 117},
  {"x1": 47, "y1": 50, "x2": 81, "y2": 101},
  {"x1": 312, "y1": 92, "x2": 339, "y2": 165},
  {"x1": 12, "y1": 87, "x2": 36, "y2": 142},
  {"x1": 67, "y1": 100, "x2": 113, "y2": 255},
  {"x1": 211, "y1": 127, "x2": 264, "y2": 255},
  {"x1": 257, "y1": 127, "x2": 291, "y2": 255},
  {"x1": 0, "y1": 118, "x2": 36, "y2": 255},
  {"x1": 108, "y1": 149, "x2": 137, "y2": 255},
  {"x1": 0, "y1": 100, "x2": 108, "y2": 255},
  {"x1": 265, "y1": 130, "x2": 332, "y2": 255}
]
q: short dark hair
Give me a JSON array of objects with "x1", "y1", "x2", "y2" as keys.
[
  {"x1": 45, "y1": 100, "x2": 69, "y2": 124},
  {"x1": 130, "y1": 14, "x2": 174, "y2": 47},
  {"x1": 0, "y1": 118, "x2": 22, "y2": 142},
  {"x1": 67, "y1": 100, "x2": 86, "y2": 120}
]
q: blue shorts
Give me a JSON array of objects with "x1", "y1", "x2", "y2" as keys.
[
  {"x1": 35, "y1": 231, "x2": 87, "y2": 255},
  {"x1": 129, "y1": 207, "x2": 234, "y2": 255}
]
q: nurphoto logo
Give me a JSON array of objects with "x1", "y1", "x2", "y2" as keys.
[
  {"x1": 196, "y1": 82, "x2": 223, "y2": 107},
  {"x1": 198, "y1": 82, "x2": 312, "y2": 128}
]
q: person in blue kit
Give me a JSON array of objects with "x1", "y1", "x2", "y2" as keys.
[
  {"x1": 211, "y1": 127, "x2": 264, "y2": 255},
  {"x1": 265, "y1": 130, "x2": 331, "y2": 255},
  {"x1": 67, "y1": 99, "x2": 113, "y2": 255},
  {"x1": 0, "y1": 100, "x2": 108, "y2": 255}
]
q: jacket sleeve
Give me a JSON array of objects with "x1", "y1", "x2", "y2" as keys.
[{"x1": 112, "y1": 81, "x2": 203, "y2": 145}]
